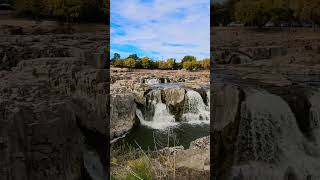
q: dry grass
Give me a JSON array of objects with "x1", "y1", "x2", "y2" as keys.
[{"x1": 111, "y1": 132, "x2": 181, "y2": 180}]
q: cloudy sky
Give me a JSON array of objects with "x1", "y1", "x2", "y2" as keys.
[{"x1": 110, "y1": 0, "x2": 210, "y2": 61}]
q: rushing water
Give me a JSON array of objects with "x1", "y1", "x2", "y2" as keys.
[
  {"x1": 144, "y1": 78, "x2": 161, "y2": 85},
  {"x1": 181, "y1": 90, "x2": 210, "y2": 123},
  {"x1": 113, "y1": 82, "x2": 210, "y2": 150}
]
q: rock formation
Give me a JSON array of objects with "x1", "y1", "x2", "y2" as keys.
[{"x1": 0, "y1": 24, "x2": 109, "y2": 180}]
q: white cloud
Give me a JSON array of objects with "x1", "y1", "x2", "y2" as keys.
[{"x1": 111, "y1": 0, "x2": 210, "y2": 61}]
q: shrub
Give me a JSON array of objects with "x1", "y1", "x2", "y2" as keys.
[
  {"x1": 182, "y1": 60, "x2": 201, "y2": 71},
  {"x1": 123, "y1": 58, "x2": 136, "y2": 68},
  {"x1": 181, "y1": 55, "x2": 197, "y2": 64},
  {"x1": 200, "y1": 58, "x2": 210, "y2": 69},
  {"x1": 140, "y1": 57, "x2": 151, "y2": 69},
  {"x1": 113, "y1": 59, "x2": 124, "y2": 67}
]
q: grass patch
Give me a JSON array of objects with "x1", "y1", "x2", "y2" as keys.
[{"x1": 111, "y1": 142, "x2": 156, "y2": 180}]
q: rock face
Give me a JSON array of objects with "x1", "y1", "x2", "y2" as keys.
[
  {"x1": 171, "y1": 136, "x2": 210, "y2": 180},
  {"x1": 0, "y1": 100, "x2": 83, "y2": 180},
  {"x1": 212, "y1": 83, "x2": 320, "y2": 179},
  {"x1": 0, "y1": 26, "x2": 109, "y2": 180},
  {"x1": 110, "y1": 94, "x2": 136, "y2": 139}
]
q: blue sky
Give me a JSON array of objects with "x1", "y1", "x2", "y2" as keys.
[{"x1": 110, "y1": 0, "x2": 210, "y2": 61}]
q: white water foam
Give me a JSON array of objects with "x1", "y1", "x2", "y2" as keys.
[
  {"x1": 181, "y1": 90, "x2": 210, "y2": 124},
  {"x1": 137, "y1": 88, "x2": 209, "y2": 130},
  {"x1": 145, "y1": 78, "x2": 160, "y2": 85},
  {"x1": 136, "y1": 108, "x2": 177, "y2": 130}
]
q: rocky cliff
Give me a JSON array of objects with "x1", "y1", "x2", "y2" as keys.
[{"x1": 0, "y1": 24, "x2": 109, "y2": 180}]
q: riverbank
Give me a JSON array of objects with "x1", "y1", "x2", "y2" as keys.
[{"x1": 111, "y1": 136, "x2": 210, "y2": 179}]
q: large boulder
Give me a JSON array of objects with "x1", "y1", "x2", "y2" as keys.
[{"x1": 110, "y1": 94, "x2": 136, "y2": 139}]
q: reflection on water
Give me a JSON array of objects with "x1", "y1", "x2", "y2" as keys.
[{"x1": 114, "y1": 123, "x2": 209, "y2": 150}]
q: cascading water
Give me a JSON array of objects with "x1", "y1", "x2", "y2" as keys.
[
  {"x1": 231, "y1": 88, "x2": 320, "y2": 179},
  {"x1": 181, "y1": 90, "x2": 210, "y2": 124},
  {"x1": 117, "y1": 86, "x2": 210, "y2": 151},
  {"x1": 144, "y1": 78, "x2": 160, "y2": 85},
  {"x1": 136, "y1": 89, "x2": 177, "y2": 129},
  {"x1": 136, "y1": 88, "x2": 210, "y2": 129}
]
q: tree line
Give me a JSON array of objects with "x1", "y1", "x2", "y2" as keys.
[
  {"x1": 212, "y1": 0, "x2": 320, "y2": 27},
  {"x1": 6, "y1": 0, "x2": 107, "y2": 23},
  {"x1": 110, "y1": 53, "x2": 210, "y2": 71}
]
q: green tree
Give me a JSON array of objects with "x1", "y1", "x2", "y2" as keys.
[
  {"x1": 127, "y1": 54, "x2": 139, "y2": 61},
  {"x1": 111, "y1": 53, "x2": 120, "y2": 60},
  {"x1": 150, "y1": 61, "x2": 159, "y2": 69},
  {"x1": 181, "y1": 55, "x2": 197, "y2": 64}
]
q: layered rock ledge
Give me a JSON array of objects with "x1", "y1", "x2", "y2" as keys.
[{"x1": 0, "y1": 24, "x2": 109, "y2": 180}]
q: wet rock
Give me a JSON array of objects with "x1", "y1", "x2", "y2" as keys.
[{"x1": 162, "y1": 87, "x2": 185, "y2": 117}]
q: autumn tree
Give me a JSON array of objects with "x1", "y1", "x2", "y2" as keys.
[
  {"x1": 166, "y1": 58, "x2": 176, "y2": 70},
  {"x1": 235, "y1": 0, "x2": 270, "y2": 27},
  {"x1": 182, "y1": 60, "x2": 200, "y2": 71},
  {"x1": 200, "y1": 58, "x2": 210, "y2": 69},
  {"x1": 140, "y1": 56, "x2": 151, "y2": 69},
  {"x1": 123, "y1": 58, "x2": 136, "y2": 68}
]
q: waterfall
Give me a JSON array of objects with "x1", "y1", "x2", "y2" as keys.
[
  {"x1": 181, "y1": 90, "x2": 210, "y2": 124},
  {"x1": 145, "y1": 78, "x2": 160, "y2": 85},
  {"x1": 136, "y1": 89, "x2": 177, "y2": 130},
  {"x1": 231, "y1": 88, "x2": 320, "y2": 179},
  {"x1": 136, "y1": 88, "x2": 210, "y2": 130}
]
